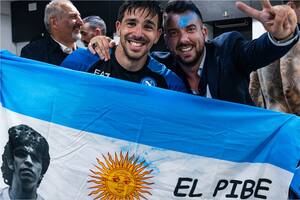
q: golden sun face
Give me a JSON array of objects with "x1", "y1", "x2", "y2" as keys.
[{"x1": 88, "y1": 151, "x2": 154, "y2": 200}]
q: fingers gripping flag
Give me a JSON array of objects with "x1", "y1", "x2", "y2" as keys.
[{"x1": 0, "y1": 50, "x2": 299, "y2": 199}]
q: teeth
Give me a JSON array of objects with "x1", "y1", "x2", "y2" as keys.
[
  {"x1": 129, "y1": 41, "x2": 143, "y2": 47},
  {"x1": 180, "y1": 46, "x2": 192, "y2": 52}
]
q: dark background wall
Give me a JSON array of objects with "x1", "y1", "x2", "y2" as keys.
[
  {"x1": 11, "y1": 1, "x2": 124, "y2": 42},
  {"x1": 11, "y1": 1, "x2": 283, "y2": 50}
]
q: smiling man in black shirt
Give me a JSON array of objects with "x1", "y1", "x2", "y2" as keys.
[{"x1": 87, "y1": 1, "x2": 186, "y2": 92}]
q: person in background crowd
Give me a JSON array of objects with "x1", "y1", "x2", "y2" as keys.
[
  {"x1": 80, "y1": 16, "x2": 107, "y2": 47},
  {"x1": 21, "y1": 0, "x2": 83, "y2": 65},
  {"x1": 60, "y1": 15, "x2": 107, "y2": 71},
  {"x1": 90, "y1": 0, "x2": 299, "y2": 105},
  {"x1": 62, "y1": 1, "x2": 186, "y2": 93},
  {"x1": 249, "y1": 0, "x2": 300, "y2": 116},
  {"x1": 0, "y1": 124, "x2": 50, "y2": 200}
]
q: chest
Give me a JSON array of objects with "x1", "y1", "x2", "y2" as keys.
[{"x1": 89, "y1": 60, "x2": 168, "y2": 89}]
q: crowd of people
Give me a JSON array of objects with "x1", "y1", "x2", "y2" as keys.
[
  {"x1": 6, "y1": 0, "x2": 299, "y2": 199},
  {"x1": 20, "y1": 0, "x2": 300, "y2": 110}
]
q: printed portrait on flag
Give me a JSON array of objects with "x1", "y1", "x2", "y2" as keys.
[{"x1": 0, "y1": 124, "x2": 50, "y2": 200}]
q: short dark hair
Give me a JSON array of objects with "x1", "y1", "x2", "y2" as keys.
[
  {"x1": 1, "y1": 124, "x2": 50, "y2": 186},
  {"x1": 165, "y1": 0, "x2": 203, "y2": 21},
  {"x1": 117, "y1": 1, "x2": 163, "y2": 29},
  {"x1": 83, "y1": 15, "x2": 107, "y2": 36}
]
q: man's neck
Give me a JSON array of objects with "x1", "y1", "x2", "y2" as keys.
[
  {"x1": 181, "y1": 65, "x2": 200, "y2": 92},
  {"x1": 178, "y1": 50, "x2": 205, "y2": 92},
  {"x1": 115, "y1": 46, "x2": 147, "y2": 72},
  {"x1": 51, "y1": 34, "x2": 76, "y2": 49},
  {"x1": 9, "y1": 185, "x2": 37, "y2": 200}
]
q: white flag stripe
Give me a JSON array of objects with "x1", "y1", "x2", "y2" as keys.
[{"x1": 0, "y1": 106, "x2": 292, "y2": 199}]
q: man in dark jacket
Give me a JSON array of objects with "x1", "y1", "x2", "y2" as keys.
[
  {"x1": 21, "y1": 0, "x2": 83, "y2": 65},
  {"x1": 90, "y1": 0, "x2": 299, "y2": 105}
]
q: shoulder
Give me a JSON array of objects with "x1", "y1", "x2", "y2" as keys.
[
  {"x1": 22, "y1": 37, "x2": 50, "y2": 50},
  {"x1": 87, "y1": 54, "x2": 113, "y2": 73},
  {"x1": 37, "y1": 192, "x2": 46, "y2": 200},
  {"x1": 61, "y1": 48, "x2": 99, "y2": 71},
  {"x1": 150, "y1": 51, "x2": 173, "y2": 67},
  {"x1": 0, "y1": 187, "x2": 10, "y2": 200},
  {"x1": 147, "y1": 55, "x2": 168, "y2": 72},
  {"x1": 148, "y1": 56, "x2": 187, "y2": 93},
  {"x1": 21, "y1": 36, "x2": 52, "y2": 57},
  {"x1": 211, "y1": 31, "x2": 246, "y2": 47}
]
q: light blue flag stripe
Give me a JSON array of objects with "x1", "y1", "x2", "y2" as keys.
[{"x1": 1, "y1": 50, "x2": 300, "y2": 173}]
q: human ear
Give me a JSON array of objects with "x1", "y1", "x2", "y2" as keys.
[
  {"x1": 95, "y1": 28, "x2": 101, "y2": 36},
  {"x1": 115, "y1": 21, "x2": 121, "y2": 36},
  {"x1": 154, "y1": 28, "x2": 163, "y2": 44},
  {"x1": 202, "y1": 26, "x2": 209, "y2": 41},
  {"x1": 163, "y1": 32, "x2": 170, "y2": 50},
  {"x1": 7, "y1": 159, "x2": 14, "y2": 171},
  {"x1": 50, "y1": 16, "x2": 59, "y2": 31}
]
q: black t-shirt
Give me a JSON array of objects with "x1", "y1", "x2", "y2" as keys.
[{"x1": 88, "y1": 48, "x2": 168, "y2": 89}]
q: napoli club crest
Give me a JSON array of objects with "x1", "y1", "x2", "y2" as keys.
[{"x1": 140, "y1": 77, "x2": 157, "y2": 87}]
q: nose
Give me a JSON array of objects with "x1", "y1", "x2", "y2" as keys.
[
  {"x1": 179, "y1": 30, "x2": 189, "y2": 43},
  {"x1": 133, "y1": 24, "x2": 143, "y2": 37},
  {"x1": 24, "y1": 154, "x2": 33, "y2": 166},
  {"x1": 77, "y1": 16, "x2": 83, "y2": 26}
]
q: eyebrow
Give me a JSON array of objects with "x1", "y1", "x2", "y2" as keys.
[
  {"x1": 185, "y1": 24, "x2": 196, "y2": 29},
  {"x1": 124, "y1": 18, "x2": 136, "y2": 22},
  {"x1": 144, "y1": 19, "x2": 156, "y2": 27},
  {"x1": 68, "y1": 12, "x2": 80, "y2": 17},
  {"x1": 124, "y1": 18, "x2": 156, "y2": 27},
  {"x1": 166, "y1": 27, "x2": 177, "y2": 32}
]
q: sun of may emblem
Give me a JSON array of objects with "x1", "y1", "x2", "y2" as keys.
[{"x1": 88, "y1": 151, "x2": 154, "y2": 200}]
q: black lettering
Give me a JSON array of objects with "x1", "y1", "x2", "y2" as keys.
[
  {"x1": 241, "y1": 179, "x2": 255, "y2": 199},
  {"x1": 174, "y1": 177, "x2": 192, "y2": 197},
  {"x1": 189, "y1": 179, "x2": 202, "y2": 197},
  {"x1": 254, "y1": 178, "x2": 272, "y2": 199},
  {"x1": 225, "y1": 180, "x2": 243, "y2": 198},
  {"x1": 213, "y1": 179, "x2": 228, "y2": 197}
]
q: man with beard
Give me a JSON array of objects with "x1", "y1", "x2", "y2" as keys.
[
  {"x1": 60, "y1": 15, "x2": 107, "y2": 72},
  {"x1": 0, "y1": 124, "x2": 50, "y2": 200},
  {"x1": 21, "y1": 0, "x2": 83, "y2": 65},
  {"x1": 80, "y1": 16, "x2": 107, "y2": 47},
  {"x1": 85, "y1": 1, "x2": 186, "y2": 92},
  {"x1": 91, "y1": 0, "x2": 299, "y2": 105}
]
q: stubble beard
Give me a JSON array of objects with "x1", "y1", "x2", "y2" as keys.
[
  {"x1": 121, "y1": 39, "x2": 148, "y2": 61},
  {"x1": 72, "y1": 32, "x2": 81, "y2": 41},
  {"x1": 176, "y1": 49, "x2": 202, "y2": 69}
]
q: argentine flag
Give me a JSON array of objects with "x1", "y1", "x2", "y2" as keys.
[{"x1": 0, "y1": 50, "x2": 299, "y2": 199}]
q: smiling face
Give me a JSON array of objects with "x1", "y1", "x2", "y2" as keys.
[
  {"x1": 115, "y1": 8, "x2": 162, "y2": 62},
  {"x1": 52, "y1": 2, "x2": 83, "y2": 43},
  {"x1": 10, "y1": 145, "x2": 43, "y2": 189},
  {"x1": 164, "y1": 11, "x2": 207, "y2": 68}
]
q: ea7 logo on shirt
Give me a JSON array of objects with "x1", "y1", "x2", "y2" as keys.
[
  {"x1": 94, "y1": 69, "x2": 110, "y2": 77},
  {"x1": 140, "y1": 77, "x2": 157, "y2": 87}
]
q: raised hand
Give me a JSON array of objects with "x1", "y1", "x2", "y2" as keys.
[
  {"x1": 236, "y1": 0, "x2": 297, "y2": 40},
  {"x1": 88, "y1": 36, "x2": 116, "y2": 61}
]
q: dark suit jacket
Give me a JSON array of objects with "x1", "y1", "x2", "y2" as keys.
[
  {"x1": 152, "y1": 31, "x2": 299, "y2": 105},
  {"x1": 21, "y1": 34, "x2": 69, "y2": 66}
]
